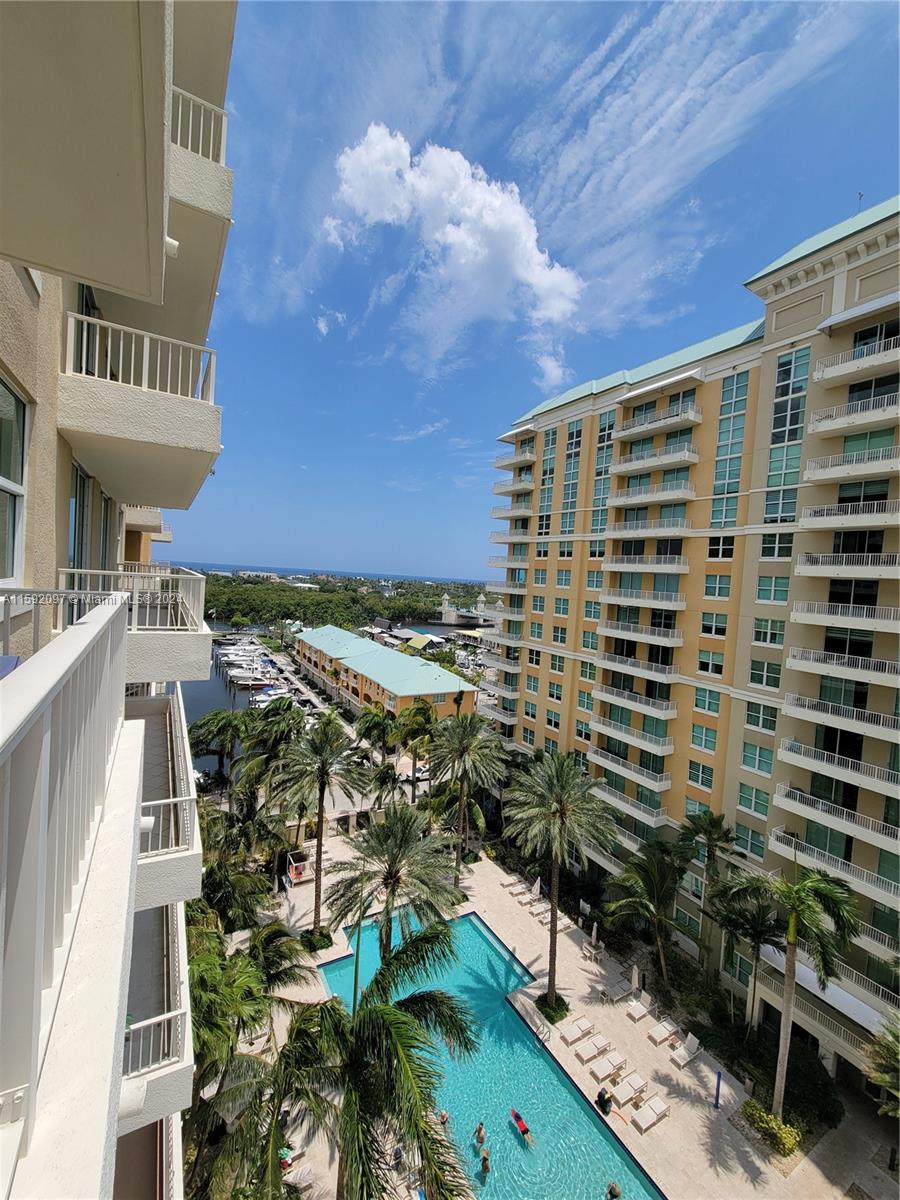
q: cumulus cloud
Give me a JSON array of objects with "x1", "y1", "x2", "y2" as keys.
[
  {"x1": 534, "y1": 352, "x2": 570, "y2": 392},
  {"x1": 329, "y1": 122, "x2": 582, "y2": 379}
]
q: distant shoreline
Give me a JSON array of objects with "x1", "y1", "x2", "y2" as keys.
[{"x1": 173, "y1": 560, "x2": 487, "y2": 586}]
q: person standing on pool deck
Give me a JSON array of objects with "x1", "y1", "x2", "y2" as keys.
[{"x1": 473, "y1": 1122, "x2": 486, "y2": 1145}]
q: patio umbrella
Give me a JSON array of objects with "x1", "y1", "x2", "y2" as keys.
[
  {"x1": 631, "y1": 963, "x2": 640, "y2": 991},
  {"x1": 591, "y1": 921, "x2": 598, "y2": 946},
  {"x1": 531, "y1": 875, "x2": 541, "y2": 898}
]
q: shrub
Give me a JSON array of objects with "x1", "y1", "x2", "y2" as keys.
[
  {"x1": 299, "y1": 928, "x2": 333, "y2": 952},
  {"x1": 535, "y1": 992, "x2": 570, "y2": 1024},
  {"x1": 741, "y1": 1099, "x2": 803, "y2": 1157},
  {"x1": 462, "y1": 850, "x2": 481, "y2": 865}
]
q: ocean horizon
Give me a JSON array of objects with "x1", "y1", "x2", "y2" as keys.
[{"x1": 173, "y1": 560, "x2": 487, "y2": 586}]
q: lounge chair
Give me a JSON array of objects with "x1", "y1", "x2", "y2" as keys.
[
  {"x1": 610, "y1": 1070, "x2": 648, "y2": 1108},
  {"x1": 529, "y1": 899, "x2": 552, "y2": 916},
  {"x1": 538, "y1": 910, "x2": 571, "y2": 930},
  {"x1": 575, "y1": 1033, "x2": 611, "y2": 1065},
  {"x1": 632, "y1": 1094, "x2": 670, "y2": 1134},
  {"x1": 648, "y1": 1017, "x2": 678, "y2": 1046},
  {"x1": 590, "y1": 973, "x2": 626, "y2": 1001},
  {"x1": 282, "y1": 1163, "x2": 313, "y2": 1191},
  {"x1": 508, "y1": 881, "x2": 530, "y2": 897},
  {"x1": 671, "y1": 1032, "x2": 700, "y2": 1068},
  {"x1": 559, "y1": 1014, "x2": 594, "y2": 1045},
  {"x1": 499, "y1": 874, "x2": 521, "y2": 889},
  {"x1": 590, "y1": 1050, "x2": 626, "y2": 1084},
  {"x1": 627, "y1": 991, "x2": 653, "y2": 1023}
]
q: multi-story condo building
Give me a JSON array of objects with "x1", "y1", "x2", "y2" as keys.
[
  {"x1": 486, "y1": 196, "x2": 899, "y2": 1100},
  {"x1": 0, "y1": 4, "x2": 235, "y2": 1198}
]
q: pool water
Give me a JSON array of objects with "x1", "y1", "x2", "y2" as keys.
[{"x1": 320, "y1": 914, "x2": 664, "y2": 1200}]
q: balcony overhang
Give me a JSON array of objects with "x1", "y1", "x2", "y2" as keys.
[
  {"x1": 173, "y1": 0, "x2": 237, "y2": 110},
  {"x1": 817, "y1": 291, "x2": 899, "y2": 335},
  {"x1": 0, "y1": 1, "x2": 168, "y2": 303},
  {"x1": 619, "y1": 368, "x2": 703, "y2": 405},
  {"x1": 760, "y1": 945, "x2": 886, "y2": 1036}
]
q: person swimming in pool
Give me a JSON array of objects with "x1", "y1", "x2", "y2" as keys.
[
  {"x1": 510, "y1": 1108, "x2": 534, "y2": 1145},
  {"x1": 480, "y1": 1147, "x2": 491, "y2": 1175},
  {"x1": 473, "y1": 1122, "x2": 486, "y2": 1145},
  {"x1": 438, "y1": 1110, "x2": 449, "y2": 1126}
]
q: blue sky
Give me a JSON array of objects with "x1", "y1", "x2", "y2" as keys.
[{"x1": 170, "y1": 1, "x2": 898, "y2": 581}]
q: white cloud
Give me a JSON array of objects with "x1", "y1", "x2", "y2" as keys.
[
  {"x1": 313, "y1": 307, "x2": 347, "y2": 337},
  {"x1": 534, "y1": 352, "x2": 569, "y2": 392},
  {"x1": 384, "y1": 417, "x2": 449, "y2": 442},
  {"x1": 384, "y1": 477, "x2": 425, "y2": 492}
]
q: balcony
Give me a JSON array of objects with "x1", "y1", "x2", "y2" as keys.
[
  {"x1": 590, "y1": 715, "x2": 673, "y2": 754},
  {"x1": 787, "y1": 646, "x2": 900, "y2": 684},
  {"x1": 595, "y1": 619, "x2": 683, "y2": 647},
  {"x1": 481, "y1": 652, "x2": 521, "y2": 673},
  {"x1": 58, "y1": 314, "x2": 221, "y2": 508},
  {"x1": 803, "y1": 444, "x2": 900, "y2": 482},
  {"x1": 489, "y1": 530, "x2": 531, "y2": 543},
  {"x1": 490, "y1": 504, "x2": 534, "y2": 520},
  {"x1": 113, "y1": 1114, "x2": 183, "y2": 1200},
  {"x1": 603, "y1": 555, "x2": 689, "y2": 573},
  {"x1": 612, "y1": 402, "x2": 702, "y2": 440},
  {"x1": 609, "y1": 445, "x2": 699, "y2": 475},
  {"x1": 119, "y1": 903, "x2": 192, "y2": 1137},
  {"x1": 768, "y1": 827, "x2": 900, "y2": 905},
  {"x1": 777, "y1": 737, "x2": 900, "y2": 799},
  {"x1": 477, "y1": 701, "x2": 518, "y2": 726},
  {"x1": 584, "y1": 841, "x2": 625, "y2": 877},
  {"x1": 483, "y1": 603, "x2": 523, "y2": 621},
  {"x1": 130, "y1": 685, "x2": 201, "y2": 910},
  {"x1": 493, "y1": 476, "x2": 533, "y2": 495},
  {"x1": 593, "y1": 782, "x2": 669, "y2": 827},
  {"x1": 495, "y1": 449, "x2": 536, "y2": 470},
  {"x1": 808, "y1": 391, "x2": 899, "y2": 434},
  {"x1": 790, "y1": 600, "x2": 900, "y2": 631},
  {"x1": 773, "y1": 784, "x2": 899, "y2": 854},
  {"x1": 794, "y1": 551, "x2": 898, "y2": 579},
  {"x1": 596, "y1": 650, "x2": 678, "y2": 681},
  {"x1": 592, "y1": 683, "x2": 677, "y2": 718},
  {"x1": 488, "y1": 580, "x2": 527, "y2": 594},
  {"x1": 588, "y1": 747, "x2": 671, "y2": 792},
  {"x1": 799, "y1": 500, "x2": 900, "y2": 529},
  {"x1": 608, "y1": 484, "x2": 695, "y2": 507},
  {"x1": 170, "y1": 87, "x2": 232, "y2": 220},
  {"x1": 855, "y1": 921, "x2": 900, "y2": 964},
  {"x1": 812, "y1": 335, "x2": 900, "y2": 386},
  {"x1": 487, "y1": 556, "x2": 529, "y2": 568},
  {"x1": 756, "y1": 968, "x2": 870, "y2": 1068},
  {"x1": 605, "y1": 518, "x2": 692, "y2": 537},
  {"x1": 782, "y1": 693, "x2": 900, "y2": 741},
  {"x1": 56, "y1": 565, "x2": 211, "y2": 683},
  {"x1": 482, "y1": 678, "x2": 520, "y2": 700},
  {"x1": 597, "y1": 586, "x2": 686, "y2": 610},
  {"x1": 486, "y1": 629, "x2": 524, "y2": 647}
]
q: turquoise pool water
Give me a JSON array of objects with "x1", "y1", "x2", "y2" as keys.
[{"x1": 319, "y1": 914, "x2": 664, "y2": 1200}]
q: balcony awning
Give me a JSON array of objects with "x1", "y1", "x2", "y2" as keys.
[
  {"x1": 817, "y1": 290, "x2": 900, "y2": 335},
  {"x1": 620, "y1": 368, "x2": 704, "y2": 405},
  {"x1": 761, "y1": 944, "x2": 885, "y2": 1033}
]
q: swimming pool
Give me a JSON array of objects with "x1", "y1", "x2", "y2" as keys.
[{"x1": 319, "y1": 913, "x2": 664, "y2": 1200}]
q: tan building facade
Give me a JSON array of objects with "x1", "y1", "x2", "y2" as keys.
[{"x1": 486, "y1": 196, "x2": 899, "y2": 1097}]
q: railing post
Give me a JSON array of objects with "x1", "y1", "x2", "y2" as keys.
[
  {"x1": 141, "y1": 335, "x2": 150, "y2": 390},
  {"x1": 219, "y1": 109, "x2": 228, "y2": 164},
  {"x1": 65, "y1": 313, "x2": 76, "y2": 375}
]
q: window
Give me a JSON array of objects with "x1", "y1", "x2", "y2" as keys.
[
  {"x1": 695, "y1": 687, "x2": 721, "y2": 714},
  {"x1": 575, "y1": 719, "x2": 591, "y2": 741},
  {"x1": 764, "y1": 487, "x2": 797, "y2": 524},
  {"x1": 757, "y1": 575, "x2": 789, "y2": 603},
  {"x1": 586, "y1": 569, "x2": 603, "y2": 589},
  {"x1": 746, "y1": 702, "x2": 777, "y2": 732},
  {"x1": 761, "y1": 533, "x2": 793, "y2": 559},
  {"x1": 523, "y1": 701, "x2": 537, "y2": 719},
  {"x1": 749, "y1": 659, "x2": 781, "y2": 689},
  {"x1": 544, "y1": 737, "x2": 558, "y2": 752},
  {"x1": 555, "y1": 569, "x2": 572, "y2": 588},
  {"x1": 701, "y1": 611, "x2": 727, "y2": 637},
  {"x1": 530, "y1": 621, "x2": 543, "y2": 640},
  {"x1": 549, "y1": 653, "x2": 565, "y2": 673},
  {"x1": 738, "y1": 783, "x2": 769, "y2": 816},
  {"x1": 735, "y1": 823, "x2": 765, "y2": 858},
  {"x1": 708, "y1": 535, "x2": 734, "y2": 560},
  {"x1": 724, "y1": 948, "x2": 753, "y2": 988},
  {"x1": 535, "y1": 541, "x2": 549, "y2": 559},
  {"x1": 533, "y1": 568, "x2": 547, "y2": 586},
  {"x1": 532, "y1": 595, "x2": 545, "y2": 613},
  {"x1": 705, "y1": 574, "x2": 730, "y2": 598},
  {"x1": 554, "y1": 597, "x2": 569, "y2": 616},
  {"x1": 589, "y1": 539, "x2": 605, "y2": 558},
  {"x1": 432, "y1": 692, "x2": 447, "y2": 705},
  {"x1": 773, "y1": 347, "x2": 809, "y2": 441},
  {"x1": 537, "y1": 514, "x2": 551, "y2": 535},
  {"x1": 691, "y1": 723, "x2": 717, "y2": 752},
  {"x1": 767, "y1": 444, "x2": 801, "y2": 488},
  {"x1": 0, "y1": 380, "x2": 26, "y2": 582},
  {"x1": 584, "y1": 600, "x2": 601, "y2": 620},
  {"x1": 552, "y1": 625, "x2": 567, "y2": 645},
  {"x1": 688, "y1": 760, "x2": 714, "y2": 790},
  {"x1": 99, "y1": 492, "x2": 114, "y2": 572},
  {"x1": 528, "y1": 648, "x2": 541, "y2": 666},
  {"x1": 548, "y1": 681, "x2": 563, "y2": 701},
  {"x1": 742, "y1": 741, "x2": 773, "y2": 775},
  {"x1": 682, "y1": 872, "x2": 704, "y2": 902},
  {"x1": 546, "y1": 709, "x2": 561, "y2": 730},
  {"x1": 580, "y1": 661, "x2": 596, "y2": 682},
  {"x1": 698, "y1": 650, "x2": 724, "y2": 676},
  {"x1": 675, "y1": 907, "x2": 701, "y2": 937},
  {"x1": 582, "y1": 630, "x2": 598, "y2": 651},
  {"x1": 576, "y1": 689, "x2": 593, "y2": 712},
  {"x1": 753, "y1": 618, "x2": 785, "y2": 646},
  {"x1": 686, "y1": 797, "x2": 710, "y2": 816},
  {"x1": 526, "y1": 674, "x2": 539, "y2": 693},
  {"x1": 68, "y1": 461, "x2": 92, "y2": 571},
  {"x1": 711, "y1": 496, "x2": 738, "y2": 527},
  {"x1": 522, "y1": 727, "x2": 535, "y2": 746},
  {"x1": 558, "y1": 541, "x2": 573, "y2": 559}
]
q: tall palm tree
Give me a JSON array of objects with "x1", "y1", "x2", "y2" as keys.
[
  {"x1": 865, "y1": 1012, "x2": 900, "y2": 1117},
  {"x1": 606, "y1": 843, "x2": 687, "y2": 986},
  {"x1": 201, "y1": 852, "x2": 273, "y2": 934},
  {"x1": 326, "y1": 803, "x2": 464, "y2": 959},
  {"x1": 370, "y1": 760, "x2": 404, "y2": 809},
  {"x1": 428, "y1": 712, "x2": 507, "y2": 885},
  {"x1": 715, "y1": 869, "x2": 859, "y2": 1118},
  {"x1": 355, "y1": 703, "x2": 396, "y2": 764},
  {"x1": 237, "y1": 697, "x2": 306, "y2": 793},
  {"x1": 709, "y1": 887, "x2": 785, "y2": 1038},
  {"x1": 394, "y1": 697, "x2": 435, "y2": 805},
  {"x1": 190, "y1": 707, "x2": 248, "y2": 778},
  {"x1": 677, "y1": 811, "x2": 735, "y2": 972},
  {"x1": 425, "y1": 779, "x2": 487, "y2": 854},
  {"x1": 505, "y1": 752, "x2": 616, "y2": 1007},
  {"x1": 245, "y1": 921, "x2": 315, "y2": 1007},
  {"x1": 270, "y1": 709, "x2": 370, "y2": 934}
]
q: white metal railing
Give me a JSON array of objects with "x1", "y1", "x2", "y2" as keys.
[
  {"x1": 606, "y1": 518, "x2": 692, "y2": 535},
  {"x1": 612, "y1": 445, "x2": 698, "y2": 469},
  {"x1": 783, "y1": 693, "x2": 900, "y2": 733},
  {"x1": 171, "y1": 86, "x2": 227, "y2": 164},
  {"x1": 0, "y1": 601, "x2": 127, "y2": 1128},
  {"x1": 599, "y1": 587, "x2": 686, "y2": 606},
  {"x1": 857, "y1": 921, "x2": 900, "y2": 954},
  {"x1": 615, "y1": 402, "x2": 701, "y2": 435},
  {"x1": 809, "y1": 391, "x2": 899, "y2": 429},
  {"x1": 484, "y1": 604, "x2": 522, "y2": 620},
  {"x1": 140, "y1": 799, "x2": 193, "y2": 855},
  {"x1": 596, "y1": 619, "x2": 682, "y2": 642},
  {"x1": 757, "y1": 968, "x2": 869, "y2": 1053},
  {"x1": 490, "y1": 505, "x2": 533, "y2": 519},
  {"x1": 591, "y1": 715, "x2": 673, "y2": 752},
  {"x1": 483, "y1": 679, "x2": 520, "y2": 699},
  {"x1": 495, "y1": 450, "x2": 536, "y2": 469},
  {"x1": 769, "y1": 827, "x2": 900, "y2": 898},
  {"x1": 596, "y1": 651, "x2": 677, "y2": 676},
  {"x1": 594, "y1": 781, "x2": 667, "y2": 821},
  {"x1": 57, "y1": 566, "x2": 206, "y2": 633},
  {"x1": 609, "y1": 485, "x2": 695, "y2": 505},
  {"x1": 476, "y1": 702, "x2": 518, "y2": 724},
  {"x1": 774, "y1": 784, "x2": 899, "y2": 841},
  {"x1": 592, "y1": 683, "x2": 677, "y2": 715},
  {"x1": 604, "y1": 555, "x2": 688, "y2": 569},
  {"x1": 814, "y1": 335, "x2": 900, "y2": 374},
  {"x1": 801, "y1": 499, "x2": 900, "y2": 522},
  {"x1": 589, "y1": 746, "x2": 671, "y2": 786},
  {"x1": 779, "y1": 738, "x2": 900, "y2": 788},
  {"x1": 788, "y1": 647, "x2": 900, "y2": 676},
  {"x1": 490, "y1": 581, "x2": 527, "y2": 593},
  {"x1": 794, "y1": 938, "x2": 900, "y2": 1007},
  {"x1": 489, "y1": 531, "x2": 530, "y2": 543},
  {"x1": 65, "y1": 313, "x2": 216, "y2": 404},
  {"x1": 123, "y1": 1010, "x2": 187, "y2": 1076},
  {"x1": 487, "y1": 556, "x2": 527, "y2": 568},
  {"x1": 481, "y1": 652, "x2": 521, "y2": 671},
  {"x1": 804, "y1": 445, "x2": 900, "y2": 473},
  {"x1": 792, "y1": 600, "x2": 900, "y2": 623},
  {"x1": 796, "y1": 552, "x2": 898, "y2": 570}
]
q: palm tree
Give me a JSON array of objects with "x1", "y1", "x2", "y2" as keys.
[
  {"x1": 355, "y1": 703, "x2": 396, "y2": 764},
  {"x1": 709, "y1": 887, "x2": 785, "y2": 1038},
  {"x1": 865, "y1": 1012, "x2": 900, "y2": 1117},
  {"x1": 428, "y1": 712, "x2": 507, "y2": 885},
  {"x1": 715, "y1": 869, "x2": 859, "y2": 1118},
  {"x1": 326, "y1": 803, "x2": 464, "y2": 959},
  {"x1": 270, "y1": 709, "x2": 369, "y2": 934},
  {"x1": 505, "y1": 752, "x2": 616, "y2": 1008},
  {"x1": 678, "y1": 810, "x2": 735, "y2": 882},
  {"x1": 394, "y1": 697, "x2": 435, "y2": 805},
  {"x1": 201, "y1": 852, "x2": 273, "y2": 934},
  {"x1": 370, "y1": 760, "x2": 405, "y2": 809},
  {"x1": 190, "y1": 707, "x2": 248, "y2": 778},
  {"x1": 245, "y1": 921, "x2": 314, "y2": 1006},
  {"x1": 606, "y1": 843, "x2": 687, "y2": 987},
  {"x1": 237, "y1": 697, "x2": 306, "y2": 792},
  {"x1": 425, "y1": 779, "x2": 487, "y2": 854}
]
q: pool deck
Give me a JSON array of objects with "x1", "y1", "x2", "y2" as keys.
[{"x1": 272, "y1": 840, "x2": 898, "y2": 1200}]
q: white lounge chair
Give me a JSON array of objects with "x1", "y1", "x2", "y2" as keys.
[
  {"x1": 610, "y1": 1070, "x2": 648, "y2": 1108},
  {"x1": 559, "y1": 1014, "x2": 594, "y2": 1045},
  {"x1": 575, "y1": 1033, "x2": 611, "y2": 1065},
  {"x1": 671, "y1": 1032, "x2": 700, "y2": 1068},
  {"x1": 590, "y1": 1050, "x2": 626, "y2": 1084},
  {"x1": 508, "y1": 881, "x2": 530, "y2": 897},
  {"x1": 627, "y1": 990, "x2": 653, "y2": 1023},
  {"x1": 648, "y1": 1017, "x2": 678, "y2": 1046},
  {"x1": 538, "y1": 910, "x2": 571, "y2": 930},
  {"x1": 499, "y1": 874, "x2": 521, "y2": 889},
  {"x1": 632, "y1": 1094, "x2": 670, "y2": 1134},
  {"x1": 529, "y1": 900, "x2": 552, "y2": 917}
]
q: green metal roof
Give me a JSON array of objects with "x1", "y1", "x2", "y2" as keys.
[
  {"x1": 298, "y1": 625, "x2": 476, "y2": 697},
  {"x1": 746, "y1": 195, "x2": 900, "y2": 284},
  {"x1": 517, "y1": 318, "x2": 764, "y2": 423}
]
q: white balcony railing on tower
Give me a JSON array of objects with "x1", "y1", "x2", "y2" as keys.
[
  {"x1": 65, "y1": 313, "x2": 216, "y2": 405},
  {"x1": 57, "y1": 566, "x2": 206, "y2": 633},
  {"x1": 814, "y1": 335, "x2": 900, "y2": 375},
  {"x1": 171, "y1": 87, "x2": 228, "y2": 164}
]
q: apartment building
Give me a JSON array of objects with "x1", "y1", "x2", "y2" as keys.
[
  {"x1": 0, "y1": 4, "x2": 235, "y2": 1198},
  {"x1": 486, "y1": 196, "x2": 899, "y2": 1099},
  {"x1": 296, "y1": 625, "x2": 477, "y2": 719}
]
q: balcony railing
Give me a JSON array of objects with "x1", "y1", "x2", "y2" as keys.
[
  {"x1": 804, "y1": 445, "x2": 900, "y2": 474},
  {"x1": 487, "y1": 556, "x2": 528, "y2": 568},
  {"x1": 769, "y1": 827, "x2": 900, "y2": 900},
  {"x1": 596, "y1": 651, "x2": 677, "y2": 676},
  {"x1": 813, "y1": 335, "x2": 900, "y2": 377},
  {"x1": 808, "y1": 391, "x2": 899, "y2": 431},
  {"x1": 611, "y1": 445, "x2": 698, "y2": 470},
  {"x1": 796, "y1": 552, "x2": 899, "y2": 571},
  {"x1": 592, "y1": 683, "x2": 677, "y2": 716},
  {"x1": 614, "y1": 401, "x2": 701, "y2": 436},
  {"x1": 490, "y1": 505, "x2": 533, "y2": 519},
  {"x1": 476, "y1": 702, "x2": 518, "y2": 725},
  {"x1": 494, "y1": 450, "x2": 536, "y2": 469},
  {"x1": 65, "y1": 313, "x2": 216, "y2": 404},
  {"x1": 489, "y1": 530, "x2": 530, "y2": 543},
  {"x1": 608, "y1": 485, "x2": 695, "y2": 506},
  {"x1": 57, "y1": 566, "x2": 206, "y2": 633},
  {"x1": 481, "y1": 652, "x2": 521, "y2": 672},
  {"x1": 787, "y1": 647, "x2": 900, "y2": 676},
  {"x1": 590, "y1": 715, "x2": 673, "y2": 753},
  {"x1": 605, "y1": 518, "x2": 692, "y2": 535},
  {"x1": 589, "y1": 746, "x2": 671, "y2": 788},
  {"x1": 779, "y1": 738, "x2": 900, "y2": 790},
  {"x1": 123, "y1": 1009, "x2": 188, "y2": 1077},
  {"x1": 783, "y1": 693, "x2": 900, "y2": 734},
  {"x1": 171, "y1": 86, "x2": 227, "y2": 164},
  {"x1": 139, "y1": 686, "x2": 196, "y2": 857},
  {"x1": 757, "y1": 968, "x2": 869, "y2": 1054},
  {"x1": 857, "y1": 921, "x2": 900, "y2": 956},
  {"x1": 596, "y1": 619, "x2": 682, "y2": 643},
  {"x1": 598, "y1": 587, "x2": 686, "y2": 608},
  {"x1": 791, "y1": 600, "x2": 900, "y2": 625},
  {"x1": 774, "y1": 784, "x2": 899, "y2": 842},
  {"x1": 800, "y1": 499, "x2": 900, "y2": 523},
  {"x1": 489, "y1": 580, "x2": 527, "y2": 593},
  {"x1": 603, "y1": 555, "x2": 688, "y2": 570},
  {"x1": 593, "y1": 781, "x2": 668, "y2": 823}
]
